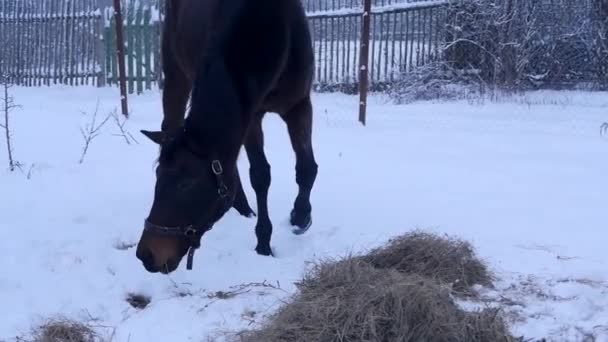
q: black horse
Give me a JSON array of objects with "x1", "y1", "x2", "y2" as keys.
[{"x1": 135, "y1": 0, "x2": 318, "y2": 274}]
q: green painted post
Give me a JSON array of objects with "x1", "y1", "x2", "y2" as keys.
[
  {"x1": 109, "y1": 14, "x2": 117, "y2": 84},
  {"x1": 135, "y1": 2, "x2": 144, "y2": 94},
  {"x1": 143, "y1": 5, "x2": 152, "y2": 90},
  {"x1": 126, "y1": 0, "x2": 134, "y2": 94},
  {"x1": 104, "y1": 19, "x2": 113, "y2": 85},
  {"x1": 151, "y1": 19, "x2": 160, "y2": 88}
]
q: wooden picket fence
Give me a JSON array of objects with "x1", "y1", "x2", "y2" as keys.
[
  {"x1": 0, "y1": 0, "x2": 105, "y2": 86},
  {"x1": 0, "y1": 0, "x2": 448, "y2": 93},
  {"x1": 102, "y1": 1, "x2": 162, "y2": 94}
]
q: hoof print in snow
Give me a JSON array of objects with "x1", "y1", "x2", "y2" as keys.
[
  {"x1": 126, "y1": 293, "x2": 151, "y2": 310},
  {"x1": 72, "y1": 216, "x2": 88, "y2": 224},
  {"x1": 242, "y1": 309, "x2": 257, "y2": 324},
  {"x1": 113, "y1": 240, "x2": 137, "y2": 251},
  {"x1": 174, "y1": 289, "x2": 195, "y2": 298}
]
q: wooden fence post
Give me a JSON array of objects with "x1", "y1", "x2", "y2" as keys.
[
  {"x1": 113, "y1": 0, "x2": 129, "y2": 117},
  {"x1": 358, "y1": 0, "x2": 372, "y2": 126}
]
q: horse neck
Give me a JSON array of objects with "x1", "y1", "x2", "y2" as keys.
[
  {"x1": 184, "y1": 114, "x2": 246, "y2": 166},
  {"x1": 184, "y1": 96, "x2": 247, "y2": 169}
]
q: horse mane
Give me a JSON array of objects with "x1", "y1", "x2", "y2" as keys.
[{"x1": 182, "y1": 0, "x2": 249, "y2": 158}]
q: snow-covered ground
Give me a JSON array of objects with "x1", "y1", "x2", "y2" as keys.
[{"x1": 1, "y1": 86, "x2": 607, "y2": 341}]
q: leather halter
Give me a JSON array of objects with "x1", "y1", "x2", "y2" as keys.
[{"x1": 143, "y1": 159, "x2": 231, "y2": 270}]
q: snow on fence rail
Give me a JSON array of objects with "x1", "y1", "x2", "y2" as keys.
[
  {"x1": 0, "y1": 0, "x2": 448, "y2": 93},
  {"x1": 306, "y1": 0, "x2": 448, "y2": 18}
]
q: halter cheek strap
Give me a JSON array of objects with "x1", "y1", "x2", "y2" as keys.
[{"x1": 143, "y1": 159, "x2": 232, "y2": 270}]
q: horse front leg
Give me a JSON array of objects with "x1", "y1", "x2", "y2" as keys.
[
  {"x1": 283, "y1": 97, "x2": 318, "y2": 235},
  {"x1": 245, "y1": 113, "x2": 273, "y2": 256}
]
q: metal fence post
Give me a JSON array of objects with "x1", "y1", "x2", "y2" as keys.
[
  {"x1": 113, "y1": 0, "x2": 129, "y2": 117},
  {"x1": 358, "y1": 0, "x2": 372, "y2": 126}
]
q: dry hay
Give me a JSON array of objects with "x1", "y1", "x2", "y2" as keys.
[
  {"x1": 24, "y1": 317, "x2": 104, "y2": 342},
  {"x1": 237, "y1": 257, "x2": 515, "y2": 342},
  {"x1": 235, "y1": 231, "x2": 512, "y2": 342},
  {"x1": 362, "y1": 230, "x2": 494, "y2": 297}
]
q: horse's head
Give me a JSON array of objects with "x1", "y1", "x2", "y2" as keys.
[{"x1": 136, "y1": 129, "x2": 235, "y2": 274}]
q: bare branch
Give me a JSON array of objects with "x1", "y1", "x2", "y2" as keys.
[
  {"x1": 78, "y1": 101, "x2": 112, "y2": 164},
  {"x1": 1, "y1": 78, "x2": 19, "y2": 171},
  {"x1": 111, "y1": 109, "x2": 139, "y2": 145},
  {"x1": 443, "y1": 38, "x2": 503, "y2": 65}
]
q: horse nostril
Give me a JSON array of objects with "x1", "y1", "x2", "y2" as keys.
[{"x1": 137, "y1": 249, "x2": 155, "y2": 269}]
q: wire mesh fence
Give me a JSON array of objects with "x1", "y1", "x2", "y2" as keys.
[{"x1": 304, "y1": 0, "x2": 448, "y2": 92}]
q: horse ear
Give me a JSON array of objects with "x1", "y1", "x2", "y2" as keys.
[{"x1": 141, "y1": 130, "x2": 166, "y2": 145}]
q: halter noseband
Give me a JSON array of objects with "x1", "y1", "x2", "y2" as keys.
[{"x1": 143, "y1": 159, "x2": 231, "y2": 270}]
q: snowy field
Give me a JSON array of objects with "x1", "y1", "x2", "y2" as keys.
[{"x1": 1, "y1": 86, "x2": 607, "y2": 341}]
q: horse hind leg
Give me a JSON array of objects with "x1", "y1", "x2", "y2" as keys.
[{"x1": 282, "y1": 97, "x2": 318, "y2": 235}]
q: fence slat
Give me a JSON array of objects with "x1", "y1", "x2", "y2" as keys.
[
  {"x1": 143, "y1": 5, "x2": 152, "y2": 90},
  {"x1": 96, "y1": 4, "x2": 106, "y2": 87},
  {"x1": 135, "y1": 2, "x2": 144, "y2": 94},
  {"x1": 126, "y1": 0, "x2": 134, "y2": 94}
]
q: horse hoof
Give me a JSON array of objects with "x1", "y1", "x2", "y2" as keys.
[
  {"x1": 233, "y1": 206, "x2": 256, "y2": 218},
  {"x1": 235, "y1": 206, "x2": 256, "y2": 218},
  {"x1": 255, "y1": 244, "x2": 274, "y2": 257},
  {"x1": 290, "y1": 209, "x2": 312, "y2": 235}
]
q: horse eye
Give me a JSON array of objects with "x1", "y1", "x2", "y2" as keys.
[{"x1": 177, "y1": 178, "x2": 199, "y2": 192}]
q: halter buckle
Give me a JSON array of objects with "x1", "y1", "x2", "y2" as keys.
[
  {"x1": 218, "y1": 184, "x2": 229, "y2": 197},
  {"x1": 211, "y1": 160, "x2": 223, "y2": 175},
  {"x1": 184, "y1": 226, "x2": 197, "y2": 237}
]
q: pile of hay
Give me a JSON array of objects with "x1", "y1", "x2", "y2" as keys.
[
  {"x1": 236, "y1": 230, "x2": 516, "y2": 342},
  {"x1": 362, "y1": 230, "x2": 494, "y2": 297},
  {"x1": 22, "y1": 317, "x2": 106, "y2": 342}
]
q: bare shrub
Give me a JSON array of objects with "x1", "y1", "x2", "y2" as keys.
[
  {"x1": 388, "y1": 62, "x2": 486, "y2": 104},
  {"x1": 78, "y1": 101, "x2": 111, "y2": 165},
  {"x1": 1, "y1": 75, "x2": 21, "y2": 171},
  {"x1": 110, "y1": 109, "x2": 138, "y2": 145},
  {"x1": 236, "y1": 257, "x2": 514, "y2": 342},
  {"x1": 362, "y1": 230, "x2": 494, "y2": 297},
  {"x1": 444, "y1": 0, "x2": 605, "y2": 91}
]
